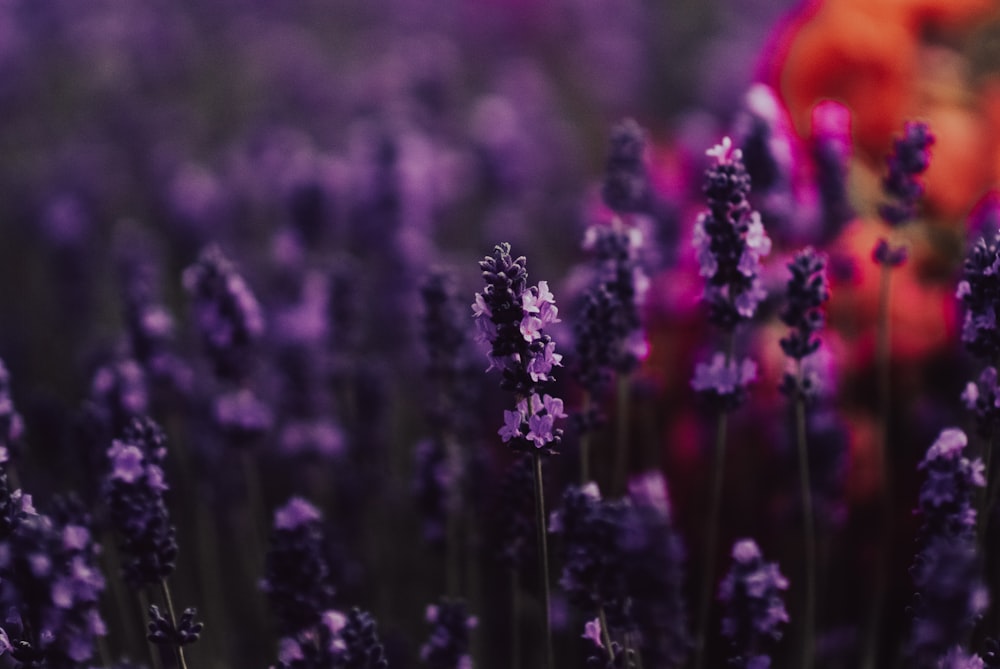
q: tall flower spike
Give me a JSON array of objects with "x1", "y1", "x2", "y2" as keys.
[
  {"x1": 878, "y1": 121, "x2": 935, "y2": 226},
  {"x1": 602, "y1": 118, "x2": 649, "y2": 215},
  {"x1": 473, "y1": 243, "x2": 566, "y2": 452},
  {"x1": 717, "y1": 539, "x2": 789, "y2": 669},
  {"x1": 692, "y1": 137, "x2": 772, "y2": 331},
  {"x1": 183, "y1": 244, "x2": 265, "y2": 382},
  {"x1": 261, "y1": 497, "x2": 336, "y2": 636},
  {"x1": 0, "y1": 360, "x2": 24, "y2": 462},
  {"x1": 420, "y1": 599, "x2": 477, "y2": 669},
  {"x1": 779, "y1": 248, "x2": 830, "y2": 402},
  {"x1": 103, "y1": 417, "x2": 178, "y2": 587},
  {"x1": 957, "y1": 232, "x2": 1000, "y2": 361}
]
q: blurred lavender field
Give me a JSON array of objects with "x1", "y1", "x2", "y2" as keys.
[{"x1": 0, "y1": 0, "x2": 998, "y2": 668}]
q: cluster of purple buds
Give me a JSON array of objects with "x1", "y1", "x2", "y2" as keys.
[
  {"x1": 148, "y1": 604, "x2": 203, "y2": 647},
  {"x1": 878, "y1": 121, "x2": 934, "y2": 227},
  {"x1": 717, "y1": 539, "x2": 789, "y2": 669},
  {"x1": 957, "y1": 232, "x2": 1000, "y2": 361},
  {"x1": 810, "y1": 100, "x2": 855, "y2": 242},
  {"x1": 0, "y1": 502, "x2": 107, "y2": 667},
  {"x1": 873, "y1": 121, "x2": 934, "y2": 267},
  {"x1": 692, "y1": 137, "x2": 772, "y2": 331},
  {"x1": 183, "y1": 244, "x2": 265, "y2": 382},
  {"x1": 120, "y1": 260, "x2": 189, "y2": 392},
  {"x1": 916, "y1": 429, "x2": 985, "y2": 542},
  {"x1": 937, "y1": 647, "x2": 987, "y2": 669},
  {"x1": 274, "y1": 608, "x2": 388, "y2": 669},
  {"x1": 412, "y1": 437, "x2": 452, "y2": 546},
  {"x1": 961, "y1": 367, "x2": 1000, "y2": 438},
  {"x1": 574, "y1": 224, "x2": 649, "y2": 398},
  {"x1": 909, "y1": 429, "x2": 988, "y2": 664},
  {"x1": 0, "y1": 361, "x2": 24, "y2": 462},
  {"x1": 619, "y1": 472, "x2": 691, "y2": 668},
  {"x1": 601, "y1": 118, "x2": 650, "y2": 215},
  {"x1": 86, "y1": 359, "x2": 149, "y2": 439},
  {"x1": 778, "y1": 247, "x2": 830, "y2": 402},
  {"x1": 419, "y1": 599, "x2": 477, "y2": 669},
  {"x1": 103, "y1": 417, "x2": 177, "y2": 587},
  {"x1": 691, "y1": 353, "x2": 758, "y2": 412},
  {"x1": 473, "y1": 243, "x2": 566, "y2": 452},
  {"x1": 0, "y1": 449, "x2": 32, "y2": 539},
  {"x1": 582, "y1": 617, "x2": 635, "y2": 669},
  {"x1": 550, "y1": 483, "x2": 629, "y2": 622},
  {"x1": 261, "y1": 497, "x2": 336, "y2": 636},
  {"x1": 909, "y1": 538, "x2": 988, "y2": 666}
]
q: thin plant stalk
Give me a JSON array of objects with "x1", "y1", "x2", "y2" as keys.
[
  {"x1": 794, "y1": 360, "x2": 816, "y2": 669},
  {"x1": 160, "y1": 579, "x2": 190, "y2": 669},
  {"x1": 613, "y1": 374, "x2": 631, "y2": 495},
  {"x1": 862, "y1": 260, "x2": 895, "y2": 669},
  {"x1": 597, "y1": 607, "x2": 615, "y2": 663},
  {"x1": 510, "y1": 570, "x2": 520, "y2": 669},
  {"x1": 139, "y1": 589, "x2": 165, "y2": 669},
  {"x1": 531, "y1": 451, "x2": 554, "y2": 669},
  {"x1": 693, "y1": 333, "x2": 735, "y2": 669},
  {"x1": 580, "y1": 391, "x2": 592, "y2": 485},
  {"x1": 446, "y1": 436, "x2": 462, "y2": 597}
]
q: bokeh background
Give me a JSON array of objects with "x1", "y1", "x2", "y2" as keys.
[{"x1": 0, "y1": 0, "x2": 999, "y2": 667}]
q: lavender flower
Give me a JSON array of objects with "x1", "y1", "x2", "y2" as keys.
[
  {"x1": 909, "y1": 429, "x2": 988, "y2": 665},
  {"x1": 582, "y1": 617, "x2": 635, "y2": 669},
  {"x1": 0, "y1": 505, "x2": 107, "y2": 667},
  {"x1": 0, "y1": 360, "x2": 24, "y2": 462},
  {"x1": 412, "y1": 437, "x2": 451, "y2": 546},
  {"x1": 147, "y1": 604, "x2": 203, "y2": 647},
  {"x1": 938, "y1": 647, "x2": 986, "y2": 669},
  {"x1": 717, "y1": 539, "x2": 789, "y2": 669},
  {"x1": 691, "y1": 353, "x2": 757, "y2": 411},
  {"x1": 214, "y1": 388, "x2": 274, "y2": 444},
  {"x1": 262, "y1": 496, "x2": 336, "y2": 636},
  {"x1": 878, "y1": 121, "x2": 935, "y2": 226},
  {"x1": 183, "y1": 244, "x2": 265, "y2": 382},
  {"x1": 601, "y1": 119, "x2": 649, "y2": 215},
  {"x1": 957, "y1": 232, "x2": 1000, "y2": 361},
  {"x1": 473, "y1": 243, "x2": 565, "y2": 452},
  {"x1": 909, "y1": 538, "x2": 988, "y2": 665},
  {"x1": 420, "y1": 599, "x2": 477, "y2": 669},
  {"x1": 916, "y1": 428, "x2": 985, "y2": 543},
  {"x1": 573, "y1": 225, "x2": 649, "y2": 398},
  {"x1": 961, "y1": 367, "x2": 1000, "y2": 438},
  {"x1": 550, "y1": 483, "x2": 629, "y2": 621},
  {"x1": 103, "y1": 417, "x2": 177, "y2": 587},
  {"x1": 810, "y1": 101, "x2": 855, "y2": 242},
  {"x1": 272, "y1": 608, "x2": 388, "y2": 669},
  {"x1": 620, "y1": 472, "x2": 691, "y2": 668},
  {"x1": 86, "y1": 359, "x2": 149, "y2": 439},
  {"x1": 691, "y1": 137, "x2": 772, "y2": 331}
]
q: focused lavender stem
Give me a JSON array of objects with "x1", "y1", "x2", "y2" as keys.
[
  {"x1": 795, "y1": 361, "x2": 816, "y2": 669},
  {"x1": 160, "y1": 579, "x2": 190, "y2": 669},
  {"x1": 532, "y1": 451, "x2": 554, "y2": 669}
]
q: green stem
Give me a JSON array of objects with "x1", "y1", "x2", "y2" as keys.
[
  {"x1": 139, "y1": 589, "x2": 164, "y2": 669},
  {"x1": 693, "y1": 334, "x2": 735, "y2": 669},
  {"x1": 862, "y1": 261, "x2": 895, "y2": 669},
  {"x1": 511, "y1": 570, "x2": 520, "y2": 669},
  {"x1": 612, "y1": 375, "x2": 632, "y2": 495},
  {"x1": 795, "y1": 361, "x2": 816, "y2": 669},
  {"x1": 580, "y1": 391, "x2": 592, "y2": 485},
  {"x1": 532, "y1": 451, "x2": 554, "y2": 669},
  {"x1": 598, "y1": 607, "x2": 614, "y2": 662},
  {"x1": 160, "y1": 579, "x2": 189, "y2": 669}
]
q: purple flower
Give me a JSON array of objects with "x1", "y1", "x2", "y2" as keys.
[
  {"x1": 474, "y1": 243, "x2": 566, "y2": 452},
  {"x1": 917, "y1": 428, "x2": 985, "y2": 541},
  {"x1": 964, "y1": 367, "x2": 1000, "y2": 438},
  {"x1": 420, "y1": 599, "x2": 477, "y2": 669},
  {"x1": 103, "y1": 418, "x2": 178, "y2": 587},
  {"x1": 262, "y1": 496, "x2": 336, "y2": 635},
  {"x1": 718, "y1": 539, "x2": 789, "y2": 669},
  {"x1": 691, "y1": 353, "x2": 757, "y2": 411},
  {"x1": 272, "y1": 607, "x2": 387, "y2": 669},
  {"x1": 878, "y1": 121, "x2": 934, "y2": 226},
  {"x1": 601, "y1": 118, "x2": 650, "y2": 215},
  {"x1": 938, "y1": 647, "x2": 986, "y2": 669},
  {"x1": 183, "y1": 245, "x2": 265, "y2": 382},
  {"x1": 957, "y1": 232, "x2": 1000, "y2": 360},
  {"x1": 214, "y1": 388, "x2": 274, "y2": 444},
  {"x1": 692, "y1": 137, "x2": 772, "y2": 331},
  {"x1": 0, "y1": 360, "x2": 24, "y2": 462}
]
